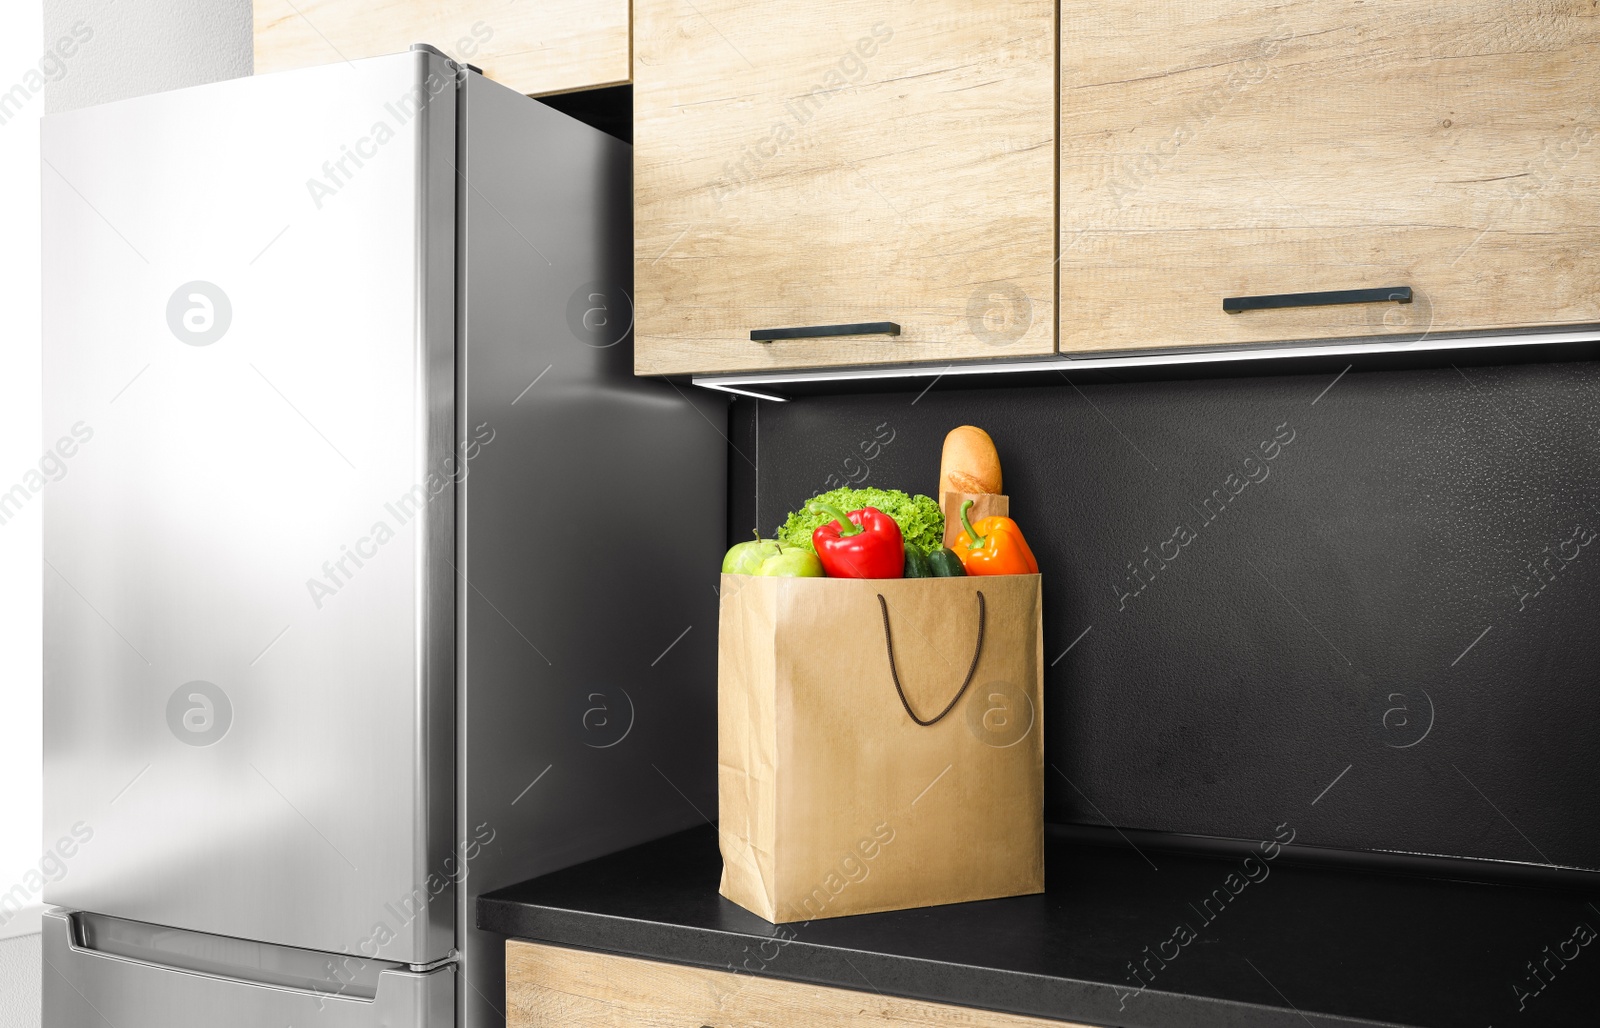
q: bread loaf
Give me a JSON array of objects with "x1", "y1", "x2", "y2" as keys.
[{"x1": 938, "y1": 426, "x2": 1002, "y2": 499}]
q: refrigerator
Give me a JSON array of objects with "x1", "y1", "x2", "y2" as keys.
[{"x1": 40, "y1": 46, "x2": 723, "y2": 1027}]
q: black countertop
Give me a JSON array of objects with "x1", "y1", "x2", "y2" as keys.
[{"x1": 478, "y1": 825, "x2": 1600, "y2": 1028}]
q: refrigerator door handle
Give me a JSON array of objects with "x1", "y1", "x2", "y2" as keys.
[
  {"x1": 50, "y1": 903, "x2": 438, "y2": 999},
  {"x1": 45, "y1": 909, "x2": 455, "y2": 1026},
  {"x1": 64, "y1": 909, "x2": 405, "y2": 1000}
]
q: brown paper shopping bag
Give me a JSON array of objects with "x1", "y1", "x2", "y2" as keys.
[
  {"x1": 941, "y1": 492, "x2": 1009, "y2": 549},
  {"x1": 717, "y1": 573, "x2": 1044, "y2": 923}
]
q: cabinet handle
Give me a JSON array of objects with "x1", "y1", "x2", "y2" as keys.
[
  {"x1": 750, "y1": 322, "x2": 901, "y2": 342},
  {"x1": 1223, "y1": 286, "x2": 1412, "y2": 315}
]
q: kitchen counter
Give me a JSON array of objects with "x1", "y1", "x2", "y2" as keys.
[{"x1": 478, "y1": 824, "x2": 1600, "y2": 1028}]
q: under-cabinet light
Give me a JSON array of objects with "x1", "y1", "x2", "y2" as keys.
[
  {"x1": 697, "y1": 383, "x2": 791, "y2": 402},
  {"x1": 690, "y1": 326, "x2": 1600, "y2": 395}
]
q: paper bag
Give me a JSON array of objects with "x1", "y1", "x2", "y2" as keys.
[
  {"x1": 717, "y1": 573, "x2": 1043, "y2": 923},
  {"x1": 942, "y1": 492, "x2": 1010, "y2": 549}
]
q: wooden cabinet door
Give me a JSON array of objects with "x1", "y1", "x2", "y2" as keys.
[
  {"x1": 506, "y1": 940, "x2": 1083, "y2": 1027},
  {"x1": 253, "y1": 0, "x2": 630, "y2": 97},
  {"x1": 1058, "y1": 0, "x2": 1600, "y2": 354},
  {"x1": 633, "y1": 0, "x2": 1057, "y2": 375}
]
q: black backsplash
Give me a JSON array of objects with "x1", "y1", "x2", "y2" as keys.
[{"x1": 727, "y1": 359, "x2": 1600, "y2": 876}]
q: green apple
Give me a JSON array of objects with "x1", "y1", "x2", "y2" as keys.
[
  {"x1": 722, "y1": 536, "x2": 781, "y2": 575},
  {"x1": 756, "y1": 546, "x2": 824, "y2": 578}
]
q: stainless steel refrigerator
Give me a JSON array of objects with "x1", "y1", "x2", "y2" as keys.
[{"x1": 40, "y1": 46, "x2": 722, "y2": 1027}]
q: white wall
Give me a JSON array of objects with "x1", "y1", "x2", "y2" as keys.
[
  {"x1": 0, "y1": 1, "x2": 251, "y2": 1021},
  {"x1": 0, "y1": 0, "x2": 50, "y2": 952},
  {"x1": 0, "y1": 936, "x2": 41, "y2": 1028},
  {"x1": 42, "y1": 0, "x2": 251, "y2": 114}
]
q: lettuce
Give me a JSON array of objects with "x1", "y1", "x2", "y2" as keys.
[{"x1": 776, "y1": 487, "x2": 945, "y2": 555}]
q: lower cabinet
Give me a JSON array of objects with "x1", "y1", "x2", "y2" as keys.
[{"x1": 506, "y1": 940, "x2": 1080, "y2": 1027}]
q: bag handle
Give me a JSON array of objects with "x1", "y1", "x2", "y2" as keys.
[{"x1": 876, "y1": 591, "x2": 986, "y2": 727}]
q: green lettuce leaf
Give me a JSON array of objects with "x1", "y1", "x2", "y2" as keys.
[{"x1": 776, "y1": 487, "x2": 944, "y2": 555}]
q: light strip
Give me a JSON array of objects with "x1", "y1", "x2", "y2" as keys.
[
  {"x1": 692, "y1": 327, "x2": 1600, "y2": 392},
  {"x1": 699, "y1": 383, "x2": 791, "y2": 402}
]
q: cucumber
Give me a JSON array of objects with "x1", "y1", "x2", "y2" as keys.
[
  {"x1": 903, "y1": 543, "x2": 933, "y2": 578},
  {"x1": 927, "y1": 547, "x2": 968, "y2": 577}
]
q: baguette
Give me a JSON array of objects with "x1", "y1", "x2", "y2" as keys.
[{"x1": 938, "y1": 426, "x2": 1002, "y2": 499}]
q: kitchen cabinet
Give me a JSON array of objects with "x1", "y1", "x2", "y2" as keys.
[
  {"x1": 1058, "y1": 0, "x2": 1600, "y2": 354},
  {"x1": 506, "y1": 940, "x2": 1081, "y2": 1027},
  {"x1": 253, "y1": 0, "x2": 630, "y2": 97},
  {"x1": 632, "y1": 0, "x2": 1057, "y2": 375}
]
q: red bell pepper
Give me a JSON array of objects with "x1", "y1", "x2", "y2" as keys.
[{"x1": 809, "y1": 502, "x2": 905, "y2": 579}]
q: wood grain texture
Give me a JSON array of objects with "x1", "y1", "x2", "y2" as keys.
[
  {"x1": 1058, "y1": 0, "x2": 1600, "y2": 353},
  {"x1": 253, "y1": 0, "x2": 630, "y2": 97},
  {"x1": 506, "y1": 940, "x2": 1085, "y2": 1027},
  {"x1": 632, "y1": 0, "x2": 1057, "y2": 375}
]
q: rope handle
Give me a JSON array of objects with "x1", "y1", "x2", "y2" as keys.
[{"x1": 876, "y1": 591, "x2": 986, "y2": 727}]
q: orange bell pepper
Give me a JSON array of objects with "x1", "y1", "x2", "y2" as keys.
[{"x1": 952, "y1": 499, "x2": 1039, "y2": 576}]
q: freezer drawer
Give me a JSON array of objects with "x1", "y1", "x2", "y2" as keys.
[{"x1": 41, "y1": 910, "x2": 453, "y2": 1027}]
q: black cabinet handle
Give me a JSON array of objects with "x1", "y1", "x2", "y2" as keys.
[
  {"x1": 1224, "y1": 287, "x2": 1412, "y2": 315},
  {"x1": 751, "y1": 322, "x2": 901, "y2": 342}
]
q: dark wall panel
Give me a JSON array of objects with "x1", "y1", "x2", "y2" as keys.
[{"x1": 725, "y1": 359, "x2": 1600, "y2": 874}]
